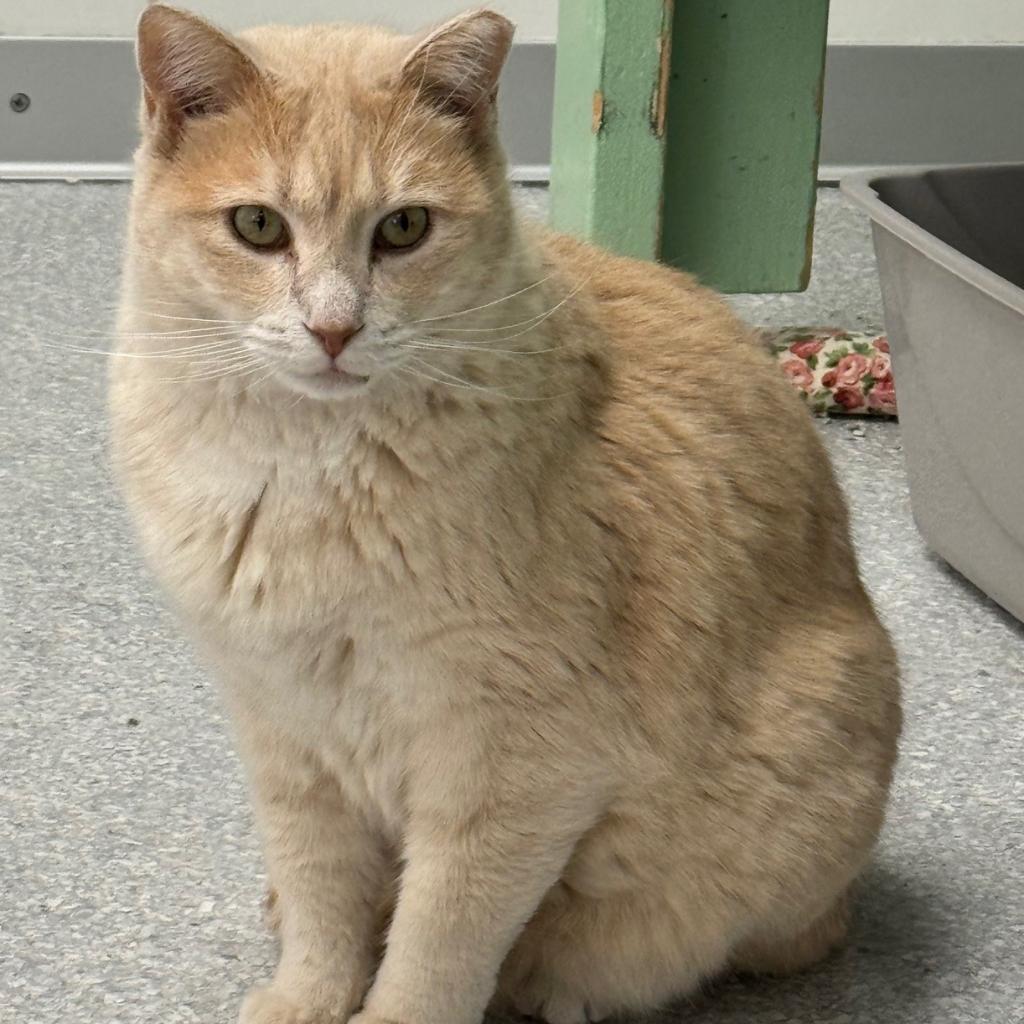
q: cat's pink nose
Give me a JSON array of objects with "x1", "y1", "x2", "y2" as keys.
[{"x1": 306, "y1": 321, "x2": 363, "y2": 359}]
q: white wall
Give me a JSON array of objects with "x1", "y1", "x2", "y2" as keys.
[
  {"x1": 828, "y1": 0, "x2": 1024, "y2": 44},
  {"x1": 0, "y1": 0, "x2": 558, "y2": 41},
  {"x1": 6, "y1": 1, "x2": 1024, "y2": 46}
]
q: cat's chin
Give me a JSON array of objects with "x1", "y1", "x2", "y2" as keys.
[{"x1": 277, "y1": 368, "x2": 372, "y2": 401}]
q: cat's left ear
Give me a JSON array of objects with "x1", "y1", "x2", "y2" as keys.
[
  {"x1": 136, "y1": 4, "x2": 262, "y2": 155},
  {"x1": 400, "y1": 9, "x2": 515, "y2": 135}
]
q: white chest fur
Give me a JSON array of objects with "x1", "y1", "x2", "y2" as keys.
[{"x1": 115, "y1": 393, "x2": 441, "y2": 838}]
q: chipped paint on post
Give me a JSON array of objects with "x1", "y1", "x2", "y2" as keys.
[
  {"x1": 651, "y1": 0, "x2": 675, "y2": 139},
  {"x1": 591, "y1": 91, "x2": 605, "y2": 134},
  {"x1": 550, "y1": 1, "x2": 671, "y2": 262},
  {"x1": 551, "y1": 0, "x2": 829, "y2": 289}
]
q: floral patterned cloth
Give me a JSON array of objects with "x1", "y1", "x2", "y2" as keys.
[{"x1": 767, "y1": 327, "x2": 897, "y2": 417}]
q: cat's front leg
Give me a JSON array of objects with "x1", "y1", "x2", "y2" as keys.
[
  {"x1": 233, "y1": 718, "x2": 390, "y2": 1024},
  {"x1": 352, "y1": 777, "x2": 599, "y2": 1024}
]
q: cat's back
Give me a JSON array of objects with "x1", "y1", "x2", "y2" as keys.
[
  {"x1": 539, "y1": 229, "x2": 899, "y2": 797},
  {"x1": 542, "y1": 229, "x2": 845, "y2": 549},
  {"x1": 540, "y1": 228, "x2": 883, "y2": 665},
  {"x1": 544, "y1": 228, "x2": 797, "y2": 421}
]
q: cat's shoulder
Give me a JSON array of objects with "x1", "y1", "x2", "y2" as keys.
[{"x1": 535, "y1": 226, "x2": 761, "y2": 363}]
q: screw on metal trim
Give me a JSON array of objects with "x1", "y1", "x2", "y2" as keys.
[{"x1": 10, "y1": 93, "x2": 31, "y2": 113}]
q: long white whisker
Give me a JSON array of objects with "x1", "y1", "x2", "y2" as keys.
[
  {"x1": 396, "y1": 361, "x2": 575, "y2": 403},
  {"x1": 427, "y1": 309, "x2": 560, "y2": 334},
  {"x1": 116, "y1": 332, "x2": 248, "y2": 347},
  {"x1": 84, "y1": 327, "x2": 248, "y2": 339},
  {"x1": 412, "y1": 277, "x2": 588, "y2": 354},
  {"x1": 406, "y1": 356, "x2": 514, "y2": 395},
  {"x1": 241, "y1": 365, "x2": 279, "y2": 395},
  {"x1": 396, "y1": 363, "x2": 486, "y2": 394},
  {"x1": 188, "y1": 352, "x2": 263, "y2": 370},
  {"x1": 34, "y1": 339, "x2": 245, "y2": 360},
  {"x1": 52, "y1": 328, "x2": 248, "y2": 344},
  {"x1": 134, "y1": 339, "x2": 247, "y2": 358},
  {"x1": 482, "y1": 276, "x2": 590, "y2": 342},
  {"x1": 118, "y1": 311, "x2": 249, "y2": 326},
  {"x1": 153, "y1": 356, "x2": 267, "y2": 384},
  {"x1": 405, "y1": 273, "x2": 557, "y2": 326},
  {"x1": 154, "y1": 352, "x2": 264, "y2": 377},
  {"x1": 403, "y1": 340, "x2": 562, "y2": 356},
  {"x1": 72, "y1": 322, "x2": 249, "y2": 339},
  {"x1": 114, "y1": 298, "x2": 218, "y2": 310}
]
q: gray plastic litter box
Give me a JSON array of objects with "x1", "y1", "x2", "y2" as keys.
[{"x1": 843, "y1": 164, "x2": 1024, "y2": 624}]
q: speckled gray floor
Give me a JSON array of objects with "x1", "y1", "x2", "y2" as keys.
[{"x1": 2, "y1": 183, "x2": 1022, "y2": 1024}]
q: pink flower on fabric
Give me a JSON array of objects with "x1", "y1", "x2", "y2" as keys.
[
  {"x1": 781, "y1": 358, "x2": 814, "y2": 392},
  {"x1": 874, "y1": 336, "x2": 891, "y2": 353},
  {"x1": 789, "y1": 339, "x2": 824, "y2": 359},
  {"x1": 821, "y1": 369, "x2": 839, "y2": 388},
  {"x1": 834, "y1": 353, "x2": 871, "y2": 386},
  {"x1": 834, "y1": 386, "x2": 865, "y2": 411},
  {"x1": 867, "y1": 375, "x2": 897, "y2": 412},
  {"x1": 871, "y1": 354, "x2": 892, "y2": 380}
]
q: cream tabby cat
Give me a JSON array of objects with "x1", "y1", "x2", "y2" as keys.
[{"x1": 111, "y1": 6, "x2": 901, "y2": 1023}]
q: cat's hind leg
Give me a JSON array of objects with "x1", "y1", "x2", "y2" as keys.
[
  {"x1": 494, "y1": 886, "x2": 730, "y2": 1024},
  {"x1": 730, "y1": 890, "x2": 851, "y2": 977},
  {"x1": 495, "y1": 888, "x2": 850, "y2": 1023}
]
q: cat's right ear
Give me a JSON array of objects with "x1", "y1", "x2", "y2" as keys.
[
  {"x1": 400, "y1": 9, "x2": 515, "y2": 138},
  {"x1": 136, "y1": 4, "x2": 261, "y2": 156}
]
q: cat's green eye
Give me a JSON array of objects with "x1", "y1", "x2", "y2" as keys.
[
  {"x1": 374, "y1": 207, "x2": 430, "y2": 253},
  {"x1": 231, "y1": 205, "x2": 289, "y2": 250}
]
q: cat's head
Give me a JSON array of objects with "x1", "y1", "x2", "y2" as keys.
[{"x1": 127, "y1": 4, "x2": 521, "y2": 401}]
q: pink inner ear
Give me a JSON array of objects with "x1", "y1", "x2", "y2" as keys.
[
  {"x1": 400, "y1": 10, "x2": 515, "y2": 124},
  {"x1": 137, "y1": 5, "x2": 258, "y2": 127}
]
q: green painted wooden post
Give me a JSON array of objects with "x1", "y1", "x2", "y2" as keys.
[
  {"x1": 549, "y1": 0, "x2": 829, "y2": 294},
  {"x1": 549, "y1": 0, "x2": 674, "y2": 262},
  {"x1": 661, "y1": 1, "x2": 830, "y2": 293}
]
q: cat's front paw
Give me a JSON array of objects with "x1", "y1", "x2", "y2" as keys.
[{"x1": 240, "y1": 986, "x2": 352, "y2": 1024}]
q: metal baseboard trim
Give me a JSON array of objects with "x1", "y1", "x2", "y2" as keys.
[
  {"x1": 3, "y1": 40, "x2": 1023, "y2": 183},
  {"x1": 0, "y1": 161, "x2": 135, "y2": 181}
]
